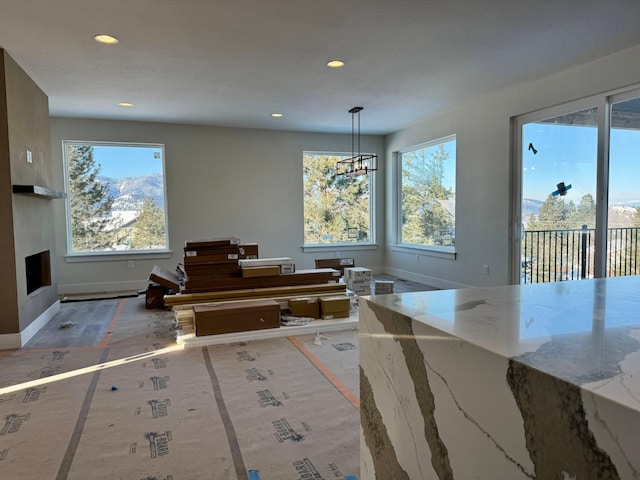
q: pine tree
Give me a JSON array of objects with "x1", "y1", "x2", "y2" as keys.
[
  {"x1": 303, "y1": 154, "x2": 370, "y2": 243},
  {"x1": 67, "y1": 145, "x2": 116, "y2": 251},
  {"x1": 401, "y1": 144, "x2": 454, "y2": 245},
  {"x1": 574, "y1": 194, "x2": 596, "y2": 228},
  {"x1": 535, "y1": 194, "x2": 571, "y2": 230},
  {"x1": 130, "y1": 197, "x2": 166, "y2": 249}
]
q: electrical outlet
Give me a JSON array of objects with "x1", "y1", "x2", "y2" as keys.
[
  {"x1": 127, "y1": 260, "x2": 134, "y2": 269},
  {"x1": 26, "y1": 150, "x2": 33, "y2": 163},
  {"x1": 483, "y1": 264, "x2": 490, "y2": 275},
  {"x1": 416, "y1": 254, "x2": 420, "y2": 263}
]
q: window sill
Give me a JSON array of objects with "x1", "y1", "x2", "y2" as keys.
[
  {"x1": 65, "y1": 250, "x2": 173, "y2": 263},
  {"x1": 302, "y1": 243, "x2": 378, "y2": 253},
  {"x1": 389, "y1": 244, "x2": 456, "y2": 260}
]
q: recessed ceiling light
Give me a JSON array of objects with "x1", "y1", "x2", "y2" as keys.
[
  {"x1": 94, "y1": 34, "x2": 119, "y2": 45},
  {"x1": 327, "y1": 60, "x2": 345, "y2": 68},
  {"x1": 118, "y1": 102, "x2": 133, "y2": 107},
  {"x1": 271, "y1": 113, "x2": 283, "y2": 118}
]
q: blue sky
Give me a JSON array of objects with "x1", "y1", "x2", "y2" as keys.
[
  {"x1": 522, "y1": 123, "x2": 640, "y2": 205},
  {"x1": 442, "y1": 142, "x2": 456, "y2": 189},
  {"x1": 88, "y1": 125, "x2": 636, "y2": 205},
  {"x1": 92, "y1": 145, "x2": 163, "y2": 179},
  {"x1": 610, "y1": 128, "x2": 640, "y2": 204},
  {"x1": 409, "y1": 139, "x2": 456, "y2": 190}
]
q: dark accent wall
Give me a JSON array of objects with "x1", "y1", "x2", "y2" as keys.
[{"x1": 0, "y1": 49, "x2": 58, "y2": 336}]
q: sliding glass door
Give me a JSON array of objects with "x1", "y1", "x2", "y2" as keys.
[
  {"x1": 608, "y1": 95, "x2": 640, "y2": 277},
  {"x1": 513, "y1": 88, "x2": 640, "y2": 284}
]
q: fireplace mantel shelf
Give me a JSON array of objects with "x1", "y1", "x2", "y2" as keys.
[{"x1": 12, "y1": 184, "x2": 66, "y2": 199}]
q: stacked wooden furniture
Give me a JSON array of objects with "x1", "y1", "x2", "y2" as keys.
[
  {"x1": 153, "y1": 237, "x2": 348, "y2": 337},
  {"x1": 179, "y1": 238, "x2": 339, "y2": 294},
  {"x1": 180, "y1": 237, "x2": 248, "y2": 291},
  {"x1": 167, "y1": 283, "x2": 349, "y2": 336}
]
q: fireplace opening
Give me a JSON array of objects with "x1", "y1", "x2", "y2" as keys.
[{"x1": 25, "y1": 250, "x2": 51, "y2": 295}]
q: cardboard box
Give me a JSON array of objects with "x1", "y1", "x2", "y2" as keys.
[
  {"x1": 184, "y1": 271, "x2": 243, "y2": 285},
  {"x1": 184, "y1": 237, "x2": 240, "y2": 249},
  {"x1": 347, "y1": 278, "x2": 370, "y2": 287},
  {"x1": 184, "y1": 253, "x2": 239, "y2": 263},
  {"x1": 374, "y1": 280, "x2": 394, "y2": 294},
  {"x1": 347, "y1": 279, "x2": 371, "y2": 294},
  {"x1": 237, "y1": 257, "x2": 295, "y2": 273},
  {"x1": 288, "y1": 297, "x2": 320, "y2": 318},
  {"x1": 238, "y1": 257, "x2": 293, "y2": 267},
  {"x1": 344, "y1": 267, "x2": 372, "y2": 280},
  {"x1": 241, "y1": 265, "x2": 281, "y2": 278},
  {"x1": 145, "y1": 284, "x2": 167, "y2": 309},
  {"x1": 184, "y1": 245, "x2": 240, "y2": 257},
  {"x1": 238, "y1": 243, "x2": 259, "y2": 259},
  {"x1": 184, "y1": 262, "x2": 239, "y2": 273},
  {"x1": 148, "y1": 265, "x2": 181, "y2": 291},
  {"x1": 319, "y1": 296, "x2": 351, "y2": 318},
  {"x1": 182, "y1": 268, "x2": 339, "y2": 293},
  {"x1": 280, "y1": 263, "x2": 295, "y2": 274},
  {"x1": 314, "y1": 258, "x2": 355, "y2": 275},
  {"x1": 347, "y1": 279, "x2": 371, "y2": 295},
  {"x1": 193, "y1": 299, "x2": 280, "y2": 336}
]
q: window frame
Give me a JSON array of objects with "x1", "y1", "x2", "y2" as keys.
[
  {"x1": 392, "y1": 135, "x2": 457, "y2": 258},
  {"x1": 302, "y1": 150, "x2": 377, "y2": 252},
  {"x1": 511, "y1": 83, "x2": 640, "y2": 283},
  {"x1": 62, "y1": 140, "x2": 171, "y2": 260}
]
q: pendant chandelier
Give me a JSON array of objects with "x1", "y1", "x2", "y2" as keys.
[{"x1": 336, "y1": 107, "x2": 378, "y2": 177}]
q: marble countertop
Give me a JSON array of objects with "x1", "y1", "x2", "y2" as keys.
[{"x1": 365, "y1": 276, "x2": 640, "y2": 411}]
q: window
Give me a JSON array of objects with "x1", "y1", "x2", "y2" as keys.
[
  {"x1": 63, "y1": 141, "x2": 169, "y2": 255},
  {"x1": 303, "y1": 152, "x2": 374, "y2": 246},
  {"x1": 398, "y1": 136, "x2": 456, "y2": 248}
]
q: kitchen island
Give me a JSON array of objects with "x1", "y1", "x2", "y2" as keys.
[{"x1": 359, "y1": 277, "x2": 640, "y2": 479}]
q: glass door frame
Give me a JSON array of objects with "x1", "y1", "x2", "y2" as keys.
[{"x1": 510, "y1": 93, "x2": 616, "y2": 284}]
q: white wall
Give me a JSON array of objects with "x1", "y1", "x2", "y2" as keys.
[
  {"x1": 49, "y1": 119, "x2": 385, "y2": 294},
  {"x1": 50, "y1": 43, "x2": 640, "y2": 294},
  {"x1": 385, "y1": 43, "x2": 640, "y2": 289}
]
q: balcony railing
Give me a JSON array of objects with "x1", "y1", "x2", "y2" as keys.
[{"x1": 522, "y1": 225, "x2": 640, "y2": 283}]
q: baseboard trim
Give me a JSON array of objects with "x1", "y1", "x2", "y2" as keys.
[
  {"x1": 21, "y1": 300, "x2": 61, "y2": 346},
  {"x1": 59, "y1": 280, "x2": 148, "y2": 295},
  {"x1": 0, "y1": 300, "x2": 61, "y2": 350},
  {"x1": 382, "y1": 267, "x2": 470, "y2": 290},
  {"x1": 0, "y1": 333, "x2": 22, "y2": 350}
]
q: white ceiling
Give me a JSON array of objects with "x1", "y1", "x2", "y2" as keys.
[{"x1": 2, "y1": 0, "x2": 640, "y2": 135}]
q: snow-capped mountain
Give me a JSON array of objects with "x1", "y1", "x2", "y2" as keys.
[
  {"x1": 522, "y1": 198, "x2": 543, "y2": 223},
  {"x1": 97, "y1": 173, "x2": 165, "y2": 210}
]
